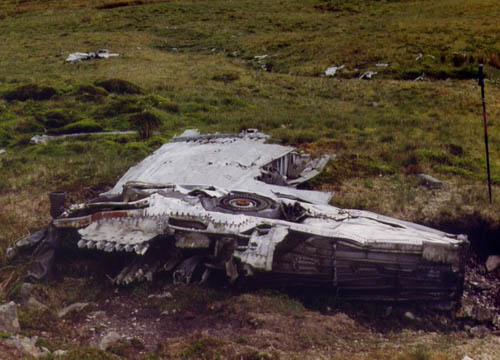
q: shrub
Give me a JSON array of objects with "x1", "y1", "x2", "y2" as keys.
[
  {"x1": 39, "y1": 109, "x2": 80, "y2": 129},
  {"x1": 129, "y1": 111, "x2": 162, "y2": 139},
  {"x1": 94, "y1": 79, "x2": 143, "y2": 94},
  {"x1": 3, "y1": 84, "x2": 57, "y2": 101}
]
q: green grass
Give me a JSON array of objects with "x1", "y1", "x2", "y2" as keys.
[{"x1": 1, "y1": 0, "x2": 500, "y2": 260}]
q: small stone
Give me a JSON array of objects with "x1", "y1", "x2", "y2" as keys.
[
  {"x1": 27, "y1": 297, "x2": 48, "y2": 311},
  {"x1": 0, "y1": 301, "x2": 20, "y2": 334},
  {"x1": 485, "y1": 255, "x2": 500, "y2": 272},
  {"x1": 53, "y1": 350, "x2": 68, "y2": 356},
  {"x1": 469, "y1": 325, "x2": 489, "y2": 338},
  {"x1": 20, "y1": 283, "x2": 35, "y2": 300},
  {"x1": 99, "y1": 331, "x2": 122, "y2": 351},
  {"x1": 0, "y1": 149, "x2": 6, "y2": 155},
  {"x1": 57, "y1": 302, "x2": 89, "y2": 318},
  {"x1": 404, "y1": 311, "x2": 416, "y2": 321},
  {"x1": 418, "y1": 173, "x2": 443, "y2": 189},
  {"x1": 462, "y1": 356, "x2": 474, "y2": 360},
  {"x1": 5, "y1": 335, "x2": 50, "y2": 357}
]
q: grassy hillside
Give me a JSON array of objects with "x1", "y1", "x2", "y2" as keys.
[{"x1": 0, "y1": 1, "x2": 499, "y2": 358}]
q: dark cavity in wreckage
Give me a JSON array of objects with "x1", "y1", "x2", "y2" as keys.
[{"x1": 13, "y1": 130, "x2": 469, "y2": 302}]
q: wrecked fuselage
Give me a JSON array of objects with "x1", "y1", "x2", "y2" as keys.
[{"x1": 18, "y1": 130, "x2": 468, "y2": 301}]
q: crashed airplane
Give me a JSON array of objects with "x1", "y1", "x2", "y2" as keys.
[{"x1": 13, "y1": 130, "x2": 468, "y2": 302}]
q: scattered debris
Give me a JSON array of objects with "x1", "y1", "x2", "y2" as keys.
[
  {"x1": 30, "y1": 131, "x2": 136, "y2": 145},
  {"x1": 414, "y1": 73, "x2": 426, "y2": 81},
  {"x1": 415, "y1": 53, "x2": 436, "y2": 61},
  {"x1": 485, "y1": 255, "x2": 500, "y2": 272},
  {"x1": 359, "y1": 71, "x2": 377, "y2": 80},
  {"x1": 375, "y1": 63, "x2": 389, "y2": 67},
  {"x1": 325, "y1": 64, "x2": 345, "y2": 77},
  {"x1": 0, "y1": 149, "x2": 5, "y2": 155},
  {"x1": 0, "y1": 301, "x2": 20, "y2": 334},
  {"x1": 418, "y1": 173, "x2": 443, "y2": 189},
  {"x1": 66, "y1": 49, "x2": 119, "y2": 63},
  {"x1": 99, "y1": 331, "x2": 122, "y2": 351},
  {"x1": 4, "y1": 335, "x2": 50, "y2": 358},
  {"x1": 24, "y1": 130, "x2": 469, "y2": 302},
  {"x1": 57, "y1": 302, "x2": 89, "y2": 318}
]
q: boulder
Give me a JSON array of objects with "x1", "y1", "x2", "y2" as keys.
[
  {"x1": 4, "y1": 335, "x2": 50, "y2": 358},
  {"x1": 0, "y1": 301, "x2": 20, "y2": 333},
  {"x1": 485, "y1": 255, "x2": 500, "y2": 272},
  {"x1": 20, "y1": 283, "x2": 35, "y2": 300},
  {"x1": 418, "y1": 173, "x2": 443, "y2": 189},
  {"x1": 100, "y1": 331, "x2": 122, "y2": 351}
]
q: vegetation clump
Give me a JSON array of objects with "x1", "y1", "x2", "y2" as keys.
[
  {"x1": 94, "y1": 79, "x2": 143, "y2": 95},
  {"x1": 49, "y1": 119, "x2": 103, "y2": 135},
  {"x1": 129, "y1": 110, "x2": 162, "y2": 139},
  {"x1": 3, "y1": 84, "x2": 57, "y2": 102}
]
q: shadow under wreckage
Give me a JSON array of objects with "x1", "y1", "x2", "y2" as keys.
[{"x1": 12, "y1": 130, "x2": 469, "y2": 302}]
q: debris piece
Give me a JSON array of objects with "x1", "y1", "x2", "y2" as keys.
[
  {"x1": 28, "y1": 130, "x2": 468, "y2": 302},
  {"x1": 99, "y1": 331, "x2": 122, "y2": 351},
  {"x1": 30, "y1": 131, "x2": 136, "y2": 145},
  {"x1": 325, "y1": 65, "x2": 345, "y2": 77},
  {"x1": 462, "y1": 356, "x2": 474, "y2": 360},
  {"x1": 57, "y1": 302, "x2": 89, "y2": 318},
  {"x1": 53, "y1": 350, "x2": 68, "y2": 356},
  {"x1": 414, "y1": 73, "x2": 425, "y2": 81},
  {"x1": 0, "y1": 301, "x2": 20, "y2": 334},
  {"x1": 418, "y1": 173, "x2": 443, "y2": 189},
  {"x1": 375, "y1": 63, "x2": 389, "y2": 67},
  {"x1": 0, "y1": 149, "x2": 5, "y2": 155},
  {"x1": 415, "y1": 53, "x2": 436, "y2": 61},
  {"x1": 485, "y1": 255, "x2": 500, "y2": 272},
  {"x1": 359, "y1": 71, "x2": 377, "y2": 80},
  {"x1": 254, "y1": 55, "x2": 268, "y2": 60},
  {"x1": 66, "y1": 49, "x2": 119, "y2": 63},
  {"x1": 4, "y1": 335, "x2": 50, "y2": 358}
]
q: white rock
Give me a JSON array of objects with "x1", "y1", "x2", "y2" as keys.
[
  {"x1": 57, "y1": 302, "x2": 89, "y2": 318},
  {"x1": 0, "y1": 149, "x2": 6, "y2": 155},
  {"x1": 27, "y1": 297, "x2": 48, "y2": 311},
  {"x1": 20, "y1": 283, "x2": 35, "y2": 300},
  {"x1": 485, "y1": 255, "x2": 500, "y2": 272},
  {"x1": 0, "y1": 301, "x2": 20, "y2": 333},
  {"x1": 404, "y1": 311, "x2": 416, "y2": 320},
  {"x1": 99, "y1": 331, "x2": 122, "y2": 351},
  {"x1": 5, "y1": 335, "x2": 50, "y2": 358},
  {"x1": 53, "y1": 350, "x2": 68, "y2": 356},
  {"x1": 418, "y1": 173, "x2": 443, "y2": 189},
  {"x1": 462, "y1": 356, "x2": 474, "y2": 360}
]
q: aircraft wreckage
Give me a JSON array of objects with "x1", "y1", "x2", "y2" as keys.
[{"x1": 12, "y1": 130, "x2": 469, "y2": 301}]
